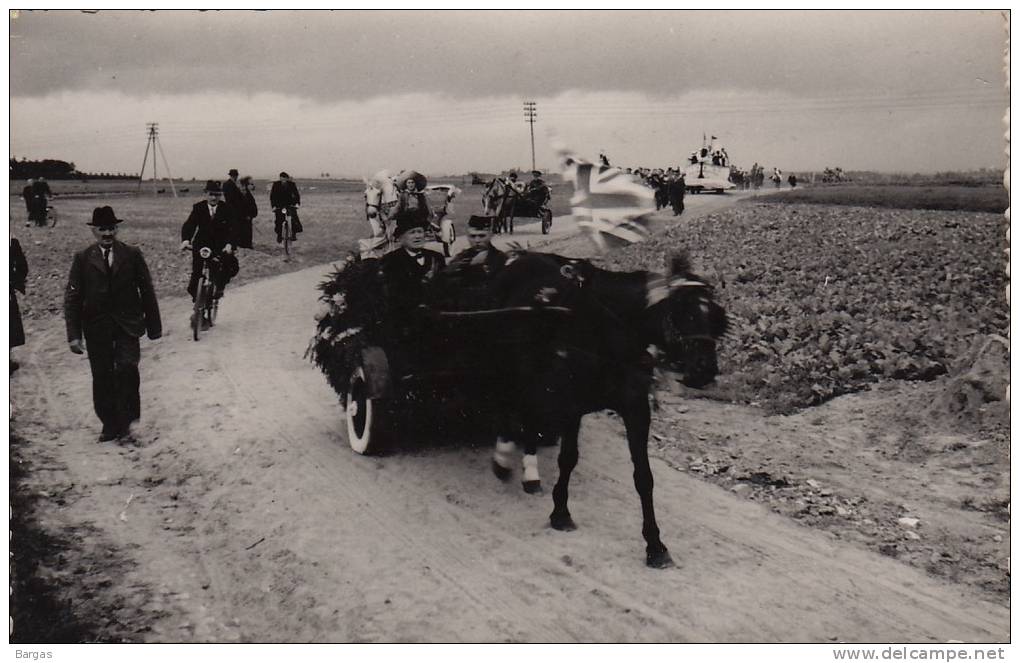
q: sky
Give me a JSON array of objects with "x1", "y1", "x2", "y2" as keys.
[{"x1": 8, "y1": 9, "x2": 1009, "y2": 179}]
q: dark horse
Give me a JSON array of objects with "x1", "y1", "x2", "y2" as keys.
[{"x1": 486, "y1": 251, "x2": 728, "y2": 567}]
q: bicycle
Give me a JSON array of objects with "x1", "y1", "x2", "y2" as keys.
[
  {"x1": 276, "y1": 206, "x2": 299, "y2": 261},
  {"x1": 188, "y1": 246, "x2": 220, "y2": 341}
]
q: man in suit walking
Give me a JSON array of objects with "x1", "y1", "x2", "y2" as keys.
[
  {"x1": 222, "y1": 168, "x2": 244, "y2": 221},
  {"x1": 181, "y1": 180, "x2": 239, "y2": 308},
  {"x1": 64, "y1": 206, "x2": 162, "y2": 442},
  {"x1": 270, "y1": 171, "x2": 303, "y2": 243}
]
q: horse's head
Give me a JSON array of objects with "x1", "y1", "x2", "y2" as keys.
[
  {"x1": 648, "y1": 254, "x2": 728, "y2": 389},
  {"x1": 481, "y1": 178, "x2": 504, "y2": 214}
]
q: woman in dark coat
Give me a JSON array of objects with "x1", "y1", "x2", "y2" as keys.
[
  {"x1": 238, "y1": 175, "x2": 259, "y2": 249},
  {"x1": 11, "y1": 237, "x2": 28, "y2": 372}
]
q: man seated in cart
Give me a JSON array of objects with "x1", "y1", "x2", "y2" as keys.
[
  {"x1": 380, "y1": 210, "x2": 447, "y2": 348},
  {"x1": 442, "y1": 215, "x2": 507, "y2": 310},
  {"x1": 525, "y1": 170, "x2": 550, "y2": 208}
]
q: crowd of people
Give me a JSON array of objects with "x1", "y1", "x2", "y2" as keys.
[
  {"x1": 10, "y1": 168, "x2": 305, "y2": 444},
  {"x1": 624, "y1": 167, "x2": 686, "y2": 216}
]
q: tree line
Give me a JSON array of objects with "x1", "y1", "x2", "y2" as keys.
[{"x1": 9, "y1": 157, "x2": 138, "y2": 181}]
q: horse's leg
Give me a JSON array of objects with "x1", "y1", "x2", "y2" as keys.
[
  {"x1": 549, "y1": 414, "x2": 581, "y2": 531},
  {"x1": 520, "y1": 422, "x2": 542, "y2": 494},
  {"x1": 624, "y1": 399, "x2": 673, "y2": 569},
  {"x1": 491, "y1": 435, "x2": 515, "y2": 481}
]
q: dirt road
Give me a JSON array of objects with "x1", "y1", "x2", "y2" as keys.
[{"x1": 11, "y1": 192, "x2": 1008, "y2": 642}]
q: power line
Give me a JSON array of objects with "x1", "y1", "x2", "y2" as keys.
[
  {"x1": 524, "y1": 100, "x2": 537, "y2": 171},
  {"x1": 137, "y1": 123, "x2": 178, "y2": 198}
]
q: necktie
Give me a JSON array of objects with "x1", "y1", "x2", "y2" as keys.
[{"x1": 102, "y1": 247, "x2": 112, "y2": 269}]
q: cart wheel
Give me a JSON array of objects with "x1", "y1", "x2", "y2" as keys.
[
  {"x1": 541, "y1": 209, "x2": 552, "y2": 234},
  {"x1": 346, "y1": 365, "x2": 389, "y2": 455}
]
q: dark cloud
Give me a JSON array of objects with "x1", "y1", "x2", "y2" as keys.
[{"x1": 10, "y1": 9, "x2": 1006, "y2": 101}]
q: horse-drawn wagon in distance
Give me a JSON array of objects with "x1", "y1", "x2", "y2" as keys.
[
  {"x1": 481, "y1": 170, "x2": 554, "y2": 235},
  {"x1": 362, "y1": 169, "x2": 459, "y2": 257}
]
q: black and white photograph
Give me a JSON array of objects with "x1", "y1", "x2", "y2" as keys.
[{"x1": 7, "y1": 8, "x2": 1010, "y2": 651}]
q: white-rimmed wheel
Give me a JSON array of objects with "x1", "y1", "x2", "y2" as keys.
[{"x1": 346, "y1": 365, "x2": 389, "y2": 455}]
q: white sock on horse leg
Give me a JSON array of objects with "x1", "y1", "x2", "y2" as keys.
[
  {"x1": 522, "y1": 453, "x2": 540, "y2": 483},
  {"x1": 493, "y1": 438, "x2": 515, "y2": 469}
]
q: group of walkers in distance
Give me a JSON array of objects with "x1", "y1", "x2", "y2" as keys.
[
  {"x1": 726, "y1": 164, "x2": 797, "y2": 190},
  {"x1": 625, "y1": 167, "x2": 687, "y2": 216},
  {"x1": 20, "y1": 177, "x2": 53, "y2": 226},
  {"x1": 9, "y1": 168, "x2": 305, "y2": 444}
]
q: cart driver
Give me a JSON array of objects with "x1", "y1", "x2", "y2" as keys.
[
  {"x1": 443, "y1": 215, "x2": 507, "y2": 309},
  {"x1": 526, "y1": 170, "x2": 550, "y2": 206}
]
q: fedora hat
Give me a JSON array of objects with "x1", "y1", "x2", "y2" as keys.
[
  {"x1": 393, "y1": 209, "x2": 429, "y2": 238},
  {"x1": 87, "y1": 206, "x2": 123, "y2": 227},
  {"x1": 204, "y1": 179, "x2": 223, "y2": 193}
]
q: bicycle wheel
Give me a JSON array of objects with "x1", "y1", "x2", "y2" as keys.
[
  {"x1": 206, "y1": 288, "x2": 218, "y2": 327},
  {"x1": 47, "y1": 207, "x2": 58, "y2": 228},
  {"x1": 192, "y1": 281, "x2": 205, "y2": 341},
  {"x1": 283, "y1": 216, "x2": 291, "y2": 260}
]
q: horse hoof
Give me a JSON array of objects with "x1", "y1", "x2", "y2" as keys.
[
  {"x1": 522, "y1": 480, "x2": 543, "y2": 495},
  {"x1": 491, "y1": 459, "x2": 512, "y2": 482},
  {"x1": 550, "y1": 513, "x2": 577, "y2": 531},
  {"x1": 646, "y1": 549, "x2": 675, "y2": 569}
]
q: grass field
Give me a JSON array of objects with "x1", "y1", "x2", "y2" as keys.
[{"x1": 762, "y1": 183, "x2": 1007, "y2": 213}]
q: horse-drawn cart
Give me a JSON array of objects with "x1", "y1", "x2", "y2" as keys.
[
  {"x1": 309, "y1": 256, "x2": 571, "y2": 455},
  {"x1": 363, "y1": 170, "x2": 459, "y2": 257},
  {"x1": 482, "y1": 178, "x2": 554, "y2": 235}
]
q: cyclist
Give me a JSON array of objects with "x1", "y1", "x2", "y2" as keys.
[
  {"x1": 180, "y1": 180, "x2": 239, "y2": 325},
  {"x1": 270, "y1": 171, "x2": 303, "y2": 243}
]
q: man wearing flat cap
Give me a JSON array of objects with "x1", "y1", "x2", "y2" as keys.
[
  {"x1": 443, "y1": 215, "x2": 506, "y2": 309},
  {"x1": 526, "y1": 170, "x2": 550, "y2": 208},
  {"x1": 270, "y1": 171, "x2": 303, "y2": 244},
  {"x1": 64, "y1": 206, "x2": 162, "y2": 443},
  {"x1": 181, "y1": 180, "x2": 240, "y2": 304}
]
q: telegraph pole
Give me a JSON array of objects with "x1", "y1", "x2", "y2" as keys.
[
  {"x1": 523, "y1": 101, "x2": 537, "y2": 172},
  {"x1": 137, "y1": 122, "x2": 178, "y2": 197}
]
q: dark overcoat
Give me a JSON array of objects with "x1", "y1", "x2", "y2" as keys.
[
  {"x1": 270, "y1": 180, "x2": 301, "y2": 209},
  {"x1": 181, "y1": 200, "x2": 238, "y2": 251},
  {"x1": 64, "y1": 241, "x2": 162, "y2": 342},
  {"x1": 11, "y1": 238, "x2": 28, "y2": 347}
]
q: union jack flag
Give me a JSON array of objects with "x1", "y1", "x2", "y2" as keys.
[{"x1": 557, "y1": 145, "x2": 657, "y2": 251}]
